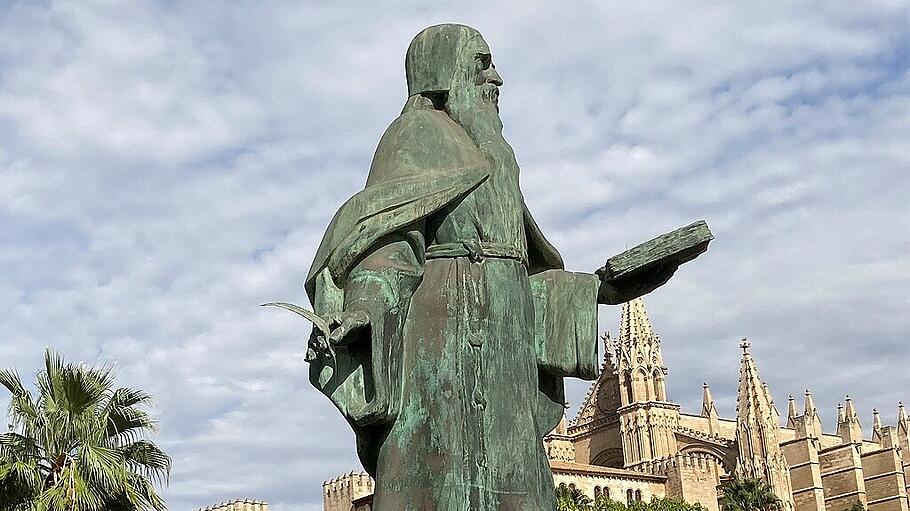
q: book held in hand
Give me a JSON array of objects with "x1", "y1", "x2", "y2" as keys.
[{"x1": 597, "y1": 220, "x2": 713, "y2": 282}]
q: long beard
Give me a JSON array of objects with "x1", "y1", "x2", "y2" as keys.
[{"x1": 445, "y1": 83, "x2": 518, "y2": 170}]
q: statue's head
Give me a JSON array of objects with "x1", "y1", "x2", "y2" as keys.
[{"x1": 405, "y1": 24, "x2": 503, "y2": 108}]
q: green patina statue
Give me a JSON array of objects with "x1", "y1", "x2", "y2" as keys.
[{"x1": 269, "y1": 23, "x2": 712, "y2": 510}]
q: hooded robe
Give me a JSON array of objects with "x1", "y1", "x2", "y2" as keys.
[{"x1": 304, "y1": 81, "x2": 599, "y2": 511}]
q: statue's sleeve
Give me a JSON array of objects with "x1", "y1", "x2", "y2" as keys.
[
  {"x1": 308, "y1": 224, "x2": 424, "y2": 426},
  {"x1": 529, "y1": 269, "x2": 600, "y2": 436}
]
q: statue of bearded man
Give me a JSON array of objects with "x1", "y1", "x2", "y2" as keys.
[{"x1": 301, "y1": 24, "x2": 678, "y2": 510}]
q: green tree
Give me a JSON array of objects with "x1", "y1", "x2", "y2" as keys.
[
  {"x1": 559, "y1": 490, "x2": 709, "y2": 511},
  {"x1": 622, "y1": 496, "x2": 708, "y2": 511},
  {"x1": 592, "y1": 495, "x2": 628, "y2": 511},
  {"x1": 0, "y1": 349, "x2": 171, "y2": 511},
  {"x1": 557, "y1": 483, "x2": 593, "y2": 511},
  {"x1": 721, "y1": 477, "x2": 782, "y2": 511},
  {"x1": 846, "y1": 501, "x2": 866, "y2": 511},
  {"x1": 644, "y1": 497, "x2": 709, "y2": 511}
]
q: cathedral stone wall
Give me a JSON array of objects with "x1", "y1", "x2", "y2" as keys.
[
  {"x1": 819, "y1": 444, "x2": 867, "y2": 511},
  {"x1": 861, "y1": 448, "x2": 909, "y2": 511},
  {"x1": 571, "y1": 420, "x2": 624, "y2": 467},
  {"x1": 781, "y1": 437, "x2": 826, "y2": 511},
  {"x1": 551, "y1": 460, "x2": 666, "y2": 504},
  {"x1": 646, "y1": 453, "x2": 722, "y2": 511},
  {"x1": 678, "y1": 414, "x2": 737, "y2": 440}
]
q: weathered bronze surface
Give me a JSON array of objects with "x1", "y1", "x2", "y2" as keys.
[{"x1": 271, "y1": 23, "x2": 712, "y2": 510}]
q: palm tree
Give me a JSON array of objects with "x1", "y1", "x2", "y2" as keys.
[
  {"x1": 721, "y1": 477, "x2": 782, "y2": 511},
  {"x1": 0, "y1": 349, "x2": 171, "y2": 511},
  {"x1": 556, "y1": 483, "x2": 593, "y2": 511}
]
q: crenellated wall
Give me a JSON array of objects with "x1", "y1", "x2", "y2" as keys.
[
  {"x1": 633, "y1": 452, "x2": 723, "y2": 511},
  {"x1": 196, "y1": 499, "x2": 268, "y2": 511},
  {"x1": 323, "y1": 472, "x2": 375, "y2": 511}
]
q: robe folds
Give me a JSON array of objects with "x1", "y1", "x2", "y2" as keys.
[{"x1": 305, "y1": 103, "x2": 599, "y2": 510}]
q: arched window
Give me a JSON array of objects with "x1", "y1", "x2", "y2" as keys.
[
  {"x1": 627, "y1": 489, "x2": 634, "y2": 504},
  {"x1": 569, "y1": 483, "x2": 576, "y2": 491},
  {"x1": 635, "y1": 490, "x2": 642, "y2": 501},
  {"x1": 604, "y1": 487, "x2": 610, "y2": 500},
  {"x1": 594, "y1": 486, "x2": 601, "y2": 498}
]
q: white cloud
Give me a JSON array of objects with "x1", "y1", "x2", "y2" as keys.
[{"x1": 1, "y1": 1, "x2": 908, "y2": 509}]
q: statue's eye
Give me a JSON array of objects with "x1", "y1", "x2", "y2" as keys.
[{"x1": 476, "y1": 54, "x2": 492, "y2": 70}]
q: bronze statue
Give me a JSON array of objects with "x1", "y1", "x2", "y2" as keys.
[{"x1": 267, "y1": 23, "x2": 711, "y2": 510}]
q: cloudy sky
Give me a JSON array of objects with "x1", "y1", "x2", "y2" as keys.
[{"x1": 1, "y1": 1, "x2": 908, "y2": 509}]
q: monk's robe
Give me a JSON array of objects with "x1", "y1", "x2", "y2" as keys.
[{"x1": 305, "y1": 99, "x2": 599, "y2": 510}]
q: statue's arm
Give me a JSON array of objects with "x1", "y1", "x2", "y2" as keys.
[{"x1": 326, "y1": 225, "x2": 425, "y2": 345}]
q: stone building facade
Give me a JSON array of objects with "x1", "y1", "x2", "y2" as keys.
[
  {"x1": 195, "y1": 499, "x2": 268, "y2": 511},
  {"x1": 323, "y1": 298, "x2": 909, "y2": 511},
  {"x1": 323, "y1": 471, "x2": 375, "y2": 511}
]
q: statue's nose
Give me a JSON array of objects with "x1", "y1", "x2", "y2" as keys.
[{"x1": 486, "y1": 67, "x2": 503, "y2": 86}]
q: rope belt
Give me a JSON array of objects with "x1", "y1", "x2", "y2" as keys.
[{"x1": 425, "y1": 241, "x2": 526, "y2": 264}]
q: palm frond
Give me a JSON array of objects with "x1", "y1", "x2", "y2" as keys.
[
  {"x1": 77, "y1": 444, "x2": 126, "y2": 493},
  {"x1": 0, "y1": 459, "x2": 43, "y2": 510},
  {"x1": 0, "y1": 370, "x2": 40, "y2": 431},
  {"x1": 120, "y1": 441, "x2": 171, "y2": 486},
  {"x1": 110, "y1": 472, "x2": 168, "y2": 511},
  {"x1": 0, "y1": 368, "x2": 28, "y2": 397},
  {"x1": 106, "y1": 406, "x2": 157, "y2": 445},
  {"x1": 0, "y1": 432, "x2": 41, "y2": 461}
]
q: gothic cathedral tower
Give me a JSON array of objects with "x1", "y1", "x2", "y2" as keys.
[{"x1": 616, "y1": 298, "x2": 681, "y2": 468}]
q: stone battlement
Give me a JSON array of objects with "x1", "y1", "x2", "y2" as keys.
[
  {"x1": 632, "y1": 452, "x2": 723, "y2": 476},
  {"x1": 323, "y1": 472, "x2": 375, "y2": 511},
  {"x1": 195, "y1": 499, "x2": 268, "y2": 511}
]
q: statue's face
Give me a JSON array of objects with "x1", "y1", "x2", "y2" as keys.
[{"x1": 459, "y1": 36, "x2": 503, "y2": 109}]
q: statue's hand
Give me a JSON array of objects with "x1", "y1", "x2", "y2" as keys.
[
  {"x1": 598, "y1": 262, "x2": 679, "y2": 305},
  {"x1": 326, "y1": 309, "x2": 371, "y2": 346}
]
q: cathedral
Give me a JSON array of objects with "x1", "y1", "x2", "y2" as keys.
[{"x1": 321, "y1": 299, "x2": 910, "y2": 511}]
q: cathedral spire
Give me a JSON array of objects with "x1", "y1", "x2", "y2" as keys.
[
  {"x1": 703, "y1": 383, "x2": 720, "y2": 435},
  {"x1": 800, "y1": 389, "x2": 822, "y2": 439},
  {"x1": 787, "y1": 395, "x2": 798, "y2": 428},
  {"x1": 734, "y1": 339, "x2": 793, "y2": 509},
  {"x1": 619, "y1": 297, "x2": 655, "y2": 344},
  {"x1": 702, "y1": 383, "x2": 717, "y2": 417},
  {"x1": 897, "y1": 402, "x2": 910, "y2": 464},
  {"x1": 804, "y1": 389, "x2": 817, "y2": 416},
  {"x1": 872, "y1": 409, "x2": 883, "y2": 442},
  {"x1": 838, "y1": 395, "x2": 863, "y2": 445},
  {"x1": 735, "y1": 340, "x2": 777, "y2": 424},
  {"x1": 616, "y1": 297, "x2": 666, "y2": 404},
  {"x1": 614, "y1": 298, "x2": 679, "y2": 466}
]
